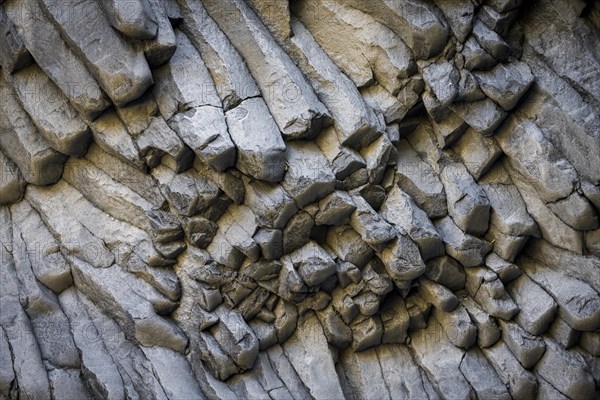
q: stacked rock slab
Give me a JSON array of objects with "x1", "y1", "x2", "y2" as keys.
[{"x1": 0, "y1": 0, "x2": 599, "y2": 398}]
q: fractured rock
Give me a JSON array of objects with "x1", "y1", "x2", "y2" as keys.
[
  {"x1": 282, "y1": 141, "x2": 336, "y2": 206},
  {"x1": 98, "y1": 0, "x2": 158, "y2": 39},
  {"x1": 440, "y1": 162, "x2": 491, "y2": 236},
  {"x1": 474, "y1": 61, "x2": 534, "y2": 110},
  {"x1": 395, "y1": 139, "x2": 447, "y2": 218},
  {"x1": 37, "y1": 0, "x2": 153, "y2": 106},
  {"x1": 0, "y1": 151, "x2": 25, "y2": 205},
  {"x1": 435, "y1": 217, "x2": 492, "y2": 267},
  {"x1": 202, "y1": 0, "x2": 331, "y2": 139},
  {"x1": 226, "y1": 98, "x2": 286, "y2": 182}
]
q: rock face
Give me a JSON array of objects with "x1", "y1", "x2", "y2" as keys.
[{"x1": 0, "y1": 0, "x2": 598, "y2": 398}]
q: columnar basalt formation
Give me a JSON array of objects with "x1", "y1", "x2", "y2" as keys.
[{"x1": 0, "y1": 0, "x2": 599, "y2": 399}]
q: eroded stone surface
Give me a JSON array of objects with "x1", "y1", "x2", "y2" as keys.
[{"x1": 0, "y1": 1, "x2": 598, "y2": 397}]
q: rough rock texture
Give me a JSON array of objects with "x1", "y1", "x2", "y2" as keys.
[{"x1": 0, "y1": 0, "x2": 598, "y2": 398}]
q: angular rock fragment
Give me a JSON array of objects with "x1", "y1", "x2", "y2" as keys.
[
  {"x1": 520, "y1": 257, "x2": 600, "y2": 331},
  {"x1": 432, "y1": 111, "x2": 468, "y2": 149},
  {"x1": 3, "y1": 0, "x2": 109, "y2": 119},
  {"x1": 316, "y1": 306, "x2": 352, "y2": 349},
  {"x1": 433, "y1": 0, "x2": 475, "y2": 42},
  {"x1": 243, "y1": 179, "x2": 298, "y2": 229},
  {"x1": 218, "y1": 205, "x2": 260, "y2": 261},
  {"x1": 548, "y1": 316, "x2": 580, "y2": 349},
  {"x1": 499, "y1": 320, "x2": 545, "y2": 369},
  {"x1": 450, "y1": 98, "x2": 507, "y2": 136},
  {"x1": 210, "y1": 306, "x2": 259, "y2": 371},
  {"x1": 326, "y1": 225, "x2": 373, "y2": 269},
  {"x1": 350, "y1": 314, "x2": 383, "y2": 351},
  {"x1": 505, "y1": 161, "x2": 583, "y2": 254},
  {"x1": 547, "y1": 191, "x2": 599, "y2": 231},
  {"x1": 462, "y1": 297, "x2": 501, "y2": 348},
  {"x1": 350, "y1": 194, "x2": 396, "y2": 249},
  {"x1": 361, "y1": 84, "x2": 411, "y2": 124},
  {"x1": 286, "y1": 241, "x2": 336, "y2": 288},
  {"x1": 379, "y1": 233, "x2": 426, "y2": 282},
  {"x1": 227, "y1": 98, "x2": 287, "y2": 182},
  {"x1": 395, "y1": 140, "x2": 448, "y2": 218},
  {"x1": 462, "y1": 36, "x2": 497, "y2": 71},
  {"x1": 419, "y1": 278, "x2": 458, "y2": 312},
  {"x1": 0, "y1": 77, "x2": 67, "y2": 185},
  {"x1": 440, "y1": 162, "x2": 491, "y2": 236},
  {"x1": 286, "y1": 17, "x2": 384, "y2": 148},
  {"x1": 474, "y1": 62, "x2": 534, "y2": 110},
  {"x1": 282, "y1": 211, "x2": 314, "y2": 254},
  {"x1": 380, "y1": 294, "x2": 409, "y2": 344},
  {"x1": 456, "y1": 69, "x2": 486, "y2": 102},
  {"x1": 465, "y1": 267, "x2": 519, "y2": 320},
  {"x1": 472, "y1": 19, "x2": 511, "y2": 61},
  {"x1": 282, "y1": 141, "x2": 336, "y2": 206},
  {"x1": 136, "y1": 116, "x2": 194, "y2": 172},
  {"x1": 359, "y1": 133, "x2": 396, "y2": 185},
  {"x1": 453, "y1": 128, "x2": 503, "y2": 180},
  {"x1": 433, "y1": 305, "x2": 477, "y2": 349},
  {"x1": 535, "y1": 339, "x2": 595, "y2": 399},
  {"x1": 90, "y1": 109, "x2": 145, "y2": 169},
  {"x1": 425, "y1": 256, "x2": 466, "y2": 291},
  {"x1": 316, "y1": 191, "x2": 356, "y2": 226},
  {"x1": 333, "y1": 0, "x2": 450, "y2": 59},
  {"x1": 315, "y1": 127, "x2": 367, "y2": 180},
  {"x1": 153, "y1": 165, "x2": 221, "y2": 217},
  {"x1": 140, "y1": 0, "x2": 178, "y2": 67},
  {"x1": 484, "y1": 253, "x2": 522, "y2": 284},
  {"x1": 496, "y1": 116, "x2": 579, "y2": 203},
  {"x1": 202, "y1": 0, "x2": 331, "y2": 139},
  {"x1": 171, "y1": 107, "x2": 236, "y2": 172},
  {"x1": 480, "y1": 164, "x2": 538, "y2": 237},
  {"x1": 435, "y1": 217, "x2": 492, "y2": 267},
  {"x1": 422, "y1": 61, "x2": 460, "y2": 107},
  {"x1": 253, "y1": 229, "x2": 283, "y2": 261},
  {"x1": 506, "y1": 273, "x2": 557, "y2": 335},
  {"x1": 37, "y1": 0, "x2": 153, "y2": 106},
  {"x1": 178, "y1": 0, "x2": 260, "y2": 110},
  {"x1": 98, "y1": 0, "x2": 158, "y2": 39},
  {"x1": 153, "y1": 29, "x2": 221, "y2": 119}
]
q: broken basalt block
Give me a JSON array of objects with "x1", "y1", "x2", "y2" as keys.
[
  {"x1": 38, "y1": 0, "x2": 153, "y2": 106},
  {"x1": 0, "y1": 0, "x2": 598, "y2": 396},
  {"x1": 226, "y1": 98, "x2": 286, "y2": 182},
  {"x1": 202, "y1": 0, "x2": 331, "y2": 140}
]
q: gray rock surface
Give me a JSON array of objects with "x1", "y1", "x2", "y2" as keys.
[
  {"x1": 37, "y1": 0, "x2": 153, "y2": 106},
  {"x1": 0, "y1": 1, "x2": 598, "y2": 397}
]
